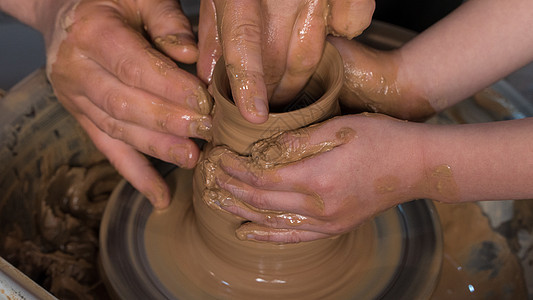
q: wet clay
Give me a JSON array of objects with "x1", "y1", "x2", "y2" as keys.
[
  {"x1": 210, "y1": 44, "x2": 342, "y2": 155},
  {"x1": 247, "y1": 125, "x2": 356, "y2": 169},
  {"x1": 146, "y1": 168, "x2": 409, "y2": 299},
  {"x1": 142, "y1": 43, "x2": 440, "y2": 299},
  {"x1": 336, "y1": 42, "x2": 436, "y2": 121},
  {"x1": 422, "y1": 164, "x2": 461, "y2": 203},
  {"x1": 2, "y1": 163, "x2": 120, "y2": 300}
]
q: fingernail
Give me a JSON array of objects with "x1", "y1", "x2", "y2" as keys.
[
  {"x1": 188, "y1": 86, "x2": 213, "y2": 115},
  {"x1": 203, "y1": 188, "x2": 234, "y2": 210},
  {"x1": 197, "y1": 86, "x2": 213, "y2": 115},
  {"x1": 254, "y1": 96, "x2": 268, "y2": 116},
  {"x1": 187, "y1": 95, "x2": 202, "y2": 113},
  {"x1": 148, "y1": 182, "x2": 170, "y2": 210},
  {"x1": 220, "y1": 196, "x2": 235, "y2": 208},
  {"x1": 190, "y1": 116, "x2": 212, "y2": 141},
  {"x1": 169, "y1": 143, "x2": 195, "y2": 168},
  {"x1": 215, "y1": 176, "x2": 243, "y2": 202},
  {"x1": 235, "y1": 228, "x2": 252, "y2": 241},
  {"x1": 154, "y1": 33, "x2": 196, "y2": 48},
  {"x1": 152, "y1": 197, "x2": 167, "y2": 210}
]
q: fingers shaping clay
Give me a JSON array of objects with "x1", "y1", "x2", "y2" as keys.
[{"x1": 137, "y1": 43, "x2": 441, "y2": 299}]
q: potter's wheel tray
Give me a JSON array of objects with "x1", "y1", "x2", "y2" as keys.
[
  {"x1": 98, "y1": 20, "x2": 533, "y2": 299},
  {"x1": 100, "y1": 22, "x2": 444, "y2": 299},
  {"x1": 100, "y1": 164, "x2": 442, "y2": 299}
]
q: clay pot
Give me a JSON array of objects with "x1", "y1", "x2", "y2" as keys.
[
  {"x1": 193, "y1": 42, "x2": 343, "y2": 248},
  {"x1": 187, "y1": 42, "x2": 377, "y2": 298},
  {"x1": 209, "y1": 42, "x2": 342, "y2": 155},
  {"x1": 104, "y1": 24, "x2": 445, "y2": 300}
]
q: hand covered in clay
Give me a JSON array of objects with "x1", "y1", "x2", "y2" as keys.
[
  {"x1": 44, "y1": 0, "x2": 212, "y2": 208},
  {"x1": 197, "y1": 0, "x2": 375, "y2": 123},
  {"x1": 329, "y1": 36, "x2": 437, "y2": 121},
  {"x1": 214, "y1": 114, "x2": 428, "y2": 243}
]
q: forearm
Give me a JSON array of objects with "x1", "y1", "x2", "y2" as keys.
[
  {"x1": 0, "y1": 0, "x2": 68, "y2": 37},
  {"x1": 420, "y1": 118, "x2": 533, "y2": 203},
  {"x1": 398, "y1": 0, "x2": 533, "y2": 112}
]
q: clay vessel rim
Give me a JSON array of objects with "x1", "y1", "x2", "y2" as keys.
[{"x1": 211, "y1": 42, "x2": 343, "y2": 119}]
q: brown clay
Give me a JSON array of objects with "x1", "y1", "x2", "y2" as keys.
[
  {"x1": 209, "y1": 43, "x2": 342, "y2": 155},
  {"x1": 142, "y1": 43, "x2": 440, "y2": 299}
]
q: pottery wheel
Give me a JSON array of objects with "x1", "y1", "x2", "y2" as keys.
[
  {"x1": 100, "y1": 160, "x2": 442, "y2": 299},
  {"x1": 99, "y1": 21, "x2": 445, "y2": 299}
]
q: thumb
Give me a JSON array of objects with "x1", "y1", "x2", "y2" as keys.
[
  {"x1": 139, "y1": 0, "x2": 199, "y2": 64},
  {"x1": 327, "y1": 0, "x2": 375, "y2": 39},
  {"x1": 250, "y1": 119, "x2": 356, "y2": 168},
  {"x1": 197, "y1": 0, "x2": 222, "y2": 84}
]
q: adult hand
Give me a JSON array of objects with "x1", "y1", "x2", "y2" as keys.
[
  {"x1": 213, "y1": 114, "x2": 429, "y2": 243},
  {"x1": 45, "y1": 0, "x2": 213, "y2": 208},
  {"x1": 197, "y1": 0, "x2": 375, "y2": 123}
]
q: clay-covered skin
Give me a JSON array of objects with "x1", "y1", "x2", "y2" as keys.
[
  {"x1": 218, "y1": 112, "x2": 533, "y2": 243},
  {"x1": 196, "y1": 0, "x2": 375, "y2": 122},
  {"x1": 374, "y1": 164, "x2": 460, "y2": 205},
  {"x1": 141, "y1": 39, "x2": 413, "y2": 298},
  {"x1": 249, "y1": 125, "x2": 356, "y2": 168},
  {"x1": 328, "y1": 36, "x2": 436, "y2": 121},
  {"x1": 326, "y1": 0, "x2": 375, "y2": 39},
  {"x1": 41, "y1": 0, "x2": 213, "y2": 208},
  {"x1": 200, "y1": 42, "x2": 445, "y2": 244},
  {"x1": 217, "y1": 114, "x2": 430, "y2": 242},
  {"x1": 141, "y1": 37, "x2": 441, "y2": 299},
  {"x1": 196, "y1": 42, "x2": 343, "y2": 241},
  {"x1": 210, "y1": 42, "x2": 343, "y2": 154}
]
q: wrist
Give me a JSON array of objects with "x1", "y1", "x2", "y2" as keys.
[
  {"x1": 332, "y1": 37, "x2": 435, "y2": 121},
  {"x1": 409, "y1": 123, "x2": 466, "y2": 203},
  {"x1": 1, "y1": 0, "x2": 68, "y2": 36},
  {"x1": 419, "y1": 119, "x2": 533, "y2": 203},
  {"x1": 347, "y1": 114, "x2": 430, "y2": 208}
]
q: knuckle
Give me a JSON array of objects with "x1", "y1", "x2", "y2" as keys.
[
  {"x1": 249, "y1": 172, "x2": 267, "y2": 188},
  {"x1": 249, "y1": 190, "x2": 268, "y2": 208},
  {"x1": 154, "y1": 0, "x2": 178, "y2": 17},
  {"x1": 172, "y1": 142, "x2": 198, "y2": 169},
  {"x1": 69, "y1": 17, "x2": 95, "y2": 42},
  {"x1": 287, "y1": 54, "x2": 320, "y2": 77},
  {"x1": 114, "y1": 55, "x2": 144, "y2": 87},
  {"x1": 287, "y1": 231, "x2": 303, "y2": 243},
  {"x1": 157, "y1": 111, "x2": 173, "y2": 131},
  {"x1": 283, "y1": 131, "x2": 305, "y2": 150},
  {"x1": 230, "y1": 22, "x2": 262, "y2": 46},
  {"x1": 264, "y1": 214, "x2": 282, "y2": 228},
  {"x1": 320, "y1": 208, "x2": 336, "y2": 220},
  {"x1": 103, "y1": 89, "x2": 128, "y2": 120},
  {"x1": 327, "y1": 222, "x2": 347, "y2": 235},
  {"x1": 312, "y1": 176, "x2": 332, "y2": 193},
  {"x1": 101, "y1": 116, "x2": 125, "y2": 141}
]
